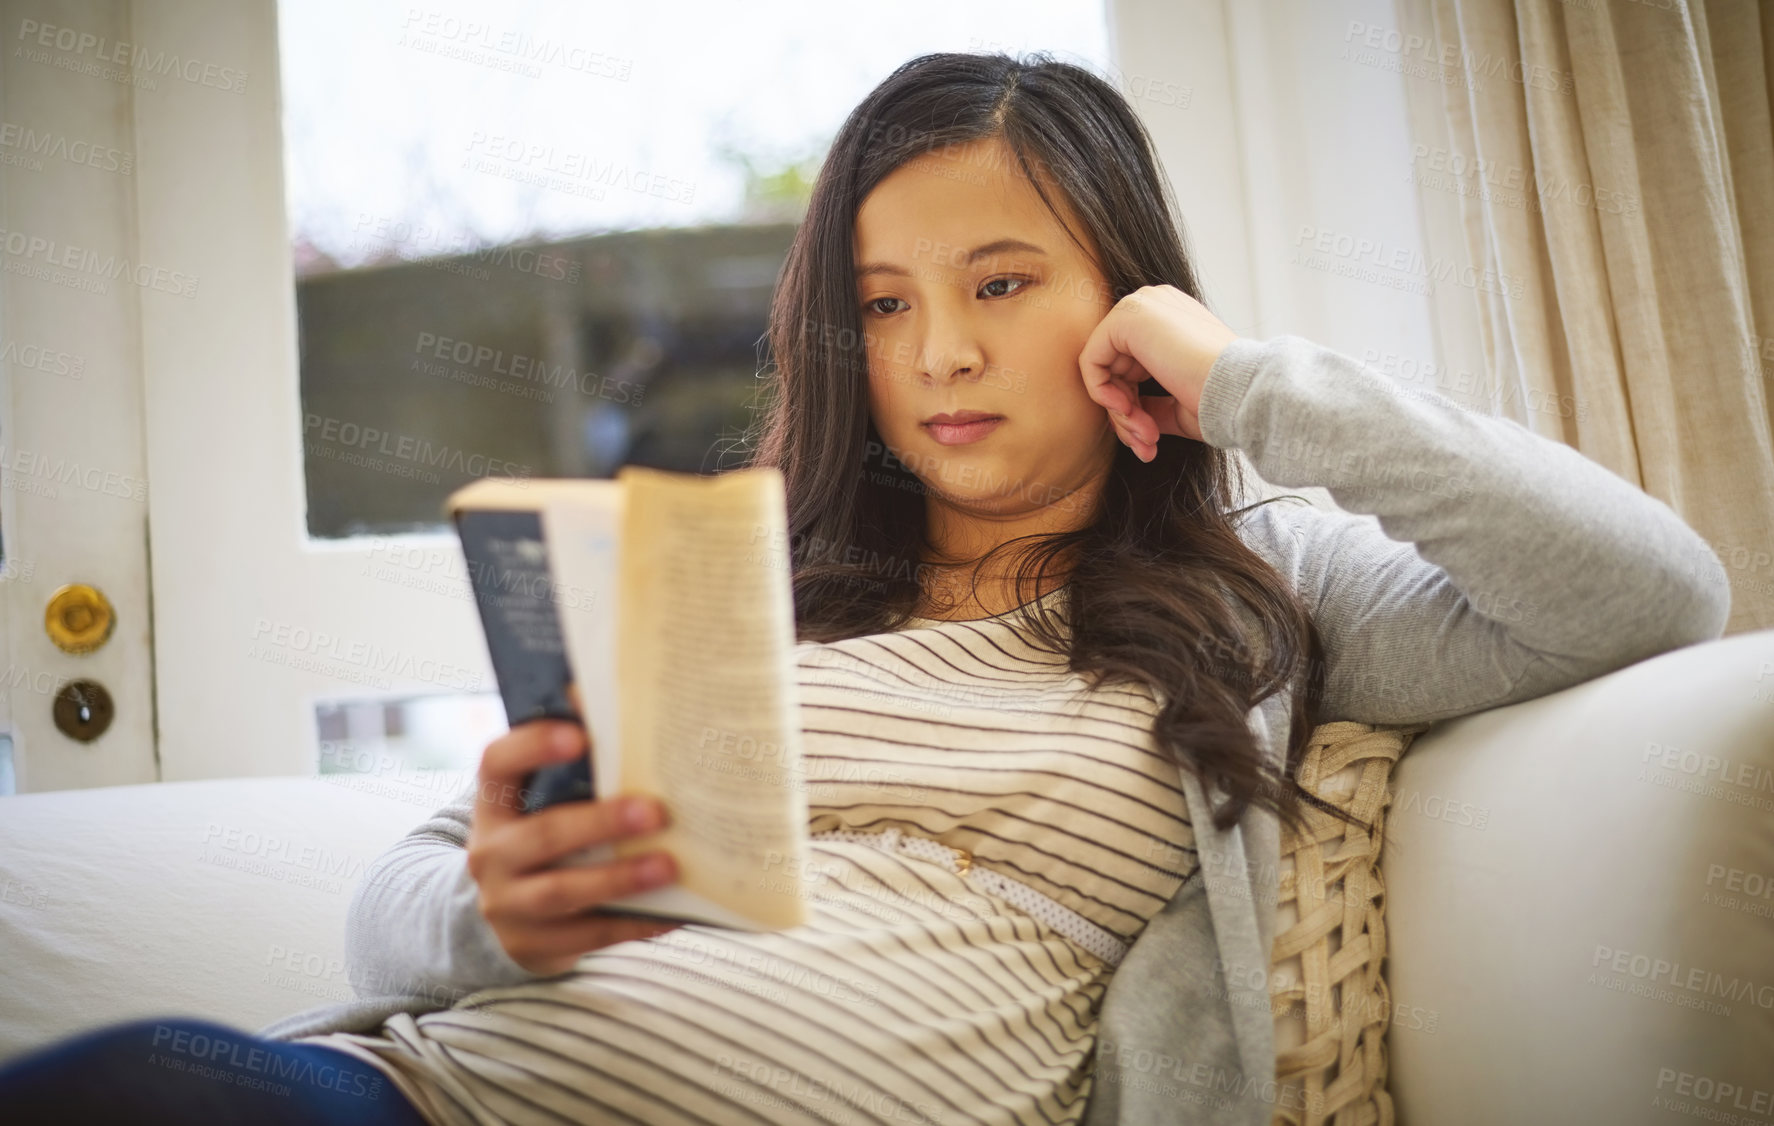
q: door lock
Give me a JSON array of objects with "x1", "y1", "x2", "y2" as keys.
[
  {"x1": 45, "y1": 584, "x2": 116, "y2": 654},
  {"x1": 53, "y1": 679, "x2": 115, "y2": 742}
]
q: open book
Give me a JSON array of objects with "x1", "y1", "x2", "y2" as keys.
[{"x1": 444, "y1": 466, "x2": 810, "y2": 931}]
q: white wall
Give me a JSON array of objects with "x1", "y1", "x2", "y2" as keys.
[{"x1": 1107, "y1": 0, "x2": 1482, "y2": 509}]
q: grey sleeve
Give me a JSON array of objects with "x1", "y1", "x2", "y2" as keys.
[
  {"x1": 1196, "y1": 333, "x2": 1731, "y2": 725},
  {"x1": 343, "y1": 775, "x2": 545, "y2": 1004}
]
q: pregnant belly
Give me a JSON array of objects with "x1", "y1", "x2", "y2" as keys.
[{"x1": 323, "y1": 842, "x2": 1113, "y2": 1126}]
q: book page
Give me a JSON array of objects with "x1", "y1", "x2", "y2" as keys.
[
  {"x1": 614, "y1": 465, "x2": 809, "y2": 929},
  {"x1": 538, "y1": 484, "x2": 625, "y2": 825}
]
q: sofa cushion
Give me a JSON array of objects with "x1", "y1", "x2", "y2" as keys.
[
  {"x1": 1381, "y1": 627, "x2": 1774, "y2": 1126},
  {"x1": 0, "y1": 772, "x2": 462, "y2": 1062}
]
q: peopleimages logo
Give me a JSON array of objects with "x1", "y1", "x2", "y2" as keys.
[
  {"x1": 149, "y1": 1024, "x2": 381, "y2": 1098},
  {"x1": 247, "y1": 616, "x2": 485, "y2": 693},
  {"x1": 0, "y1": 338, "x2": 85, "y2": 377},
  {"x1": 1652, "y1": 1067, "x2": 1774, "y2": 1118},
  {"x1": 302, "y1": 413, "x2": 532, "y2": 485},
  {"x1": 398, "y1": 9, "x2": 632, "y2": 80},
  {"x1": 201, "y1": 823, "x2": 365, "y2": 883},
  {"x1": 1590, "y1": 943, "x2": 1774, "y2": 1015},
  {"x1": 0, "y1": 121, "x2": 133, "y2": 174},
  {"x1": 0, "y1": 227, "x2": 197, "y2": 296},
  {"x1": 15, "y1": 19, "x2": 250, "y2": 93}
]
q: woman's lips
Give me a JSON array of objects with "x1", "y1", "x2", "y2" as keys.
[{"x1": 923, "y1": 417, "x2": 1004, "y2": 445}]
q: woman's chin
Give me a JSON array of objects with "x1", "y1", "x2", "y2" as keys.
[{"x1": 918, "y1": 479, "x2": 1031, "y2": 514}]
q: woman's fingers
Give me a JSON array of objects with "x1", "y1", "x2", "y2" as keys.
[
  {"x1": 474, "y1": 793, "x2": 667, "y2": 882},
  {"x1": 484, "y1": 848, "x2": 680, "y2": 924},
  {"x1": 467, "y1": 711, "x2": 685, "y2": 977},
  {"x1": 1080, "y1": 284, "x2": 1239, "y2": 451},
  {"x1": 1077, "y1": 304, "x2": 1129, "y2": 409},
  {"x1": 1084, "y1": 336, "x2": 1164, "y2": 459},
  {"x1": 1102, "y1": 384, "x2": 1162, "y2": 462},
  {"x1": 1138, "y1": 394, "x2": 1194, "y2": 441},
  {"x1": 1106, "y1": 387, "x2": 1200, "y2": 462},
  {"x1": 474, "y1": 719, "x2": 584, "y2": 833},
  {"x1": 1106, "y1": 409, "x2": 1149, "y2": 461},
  {"x1": 1079, "y1": 287, "x2": 1164, "y2": 415}
]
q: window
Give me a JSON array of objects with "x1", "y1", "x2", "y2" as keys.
[{"x1": 275, "y1": 0, "x2": 1112, "y2": 773}]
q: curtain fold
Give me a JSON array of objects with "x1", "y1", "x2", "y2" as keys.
[{"x1": 1403, "y1": 0, "x2": 1774, "y2": 634}]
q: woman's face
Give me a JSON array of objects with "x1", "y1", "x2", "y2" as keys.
[{"x1": 853, "y1": 136, "x2": 1119, "y2": 526}]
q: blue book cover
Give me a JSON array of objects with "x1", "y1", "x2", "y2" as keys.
[{"x1": 452, "y1": 506, "x2": 595, "y2": 812}]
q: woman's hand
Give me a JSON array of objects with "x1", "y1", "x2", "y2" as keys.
[
  {"x1": 466, "y1": 717, "x2": 682, "y2": 976},
  {"x1": 1077, "y1": 284, "x2": 1242, "y2": 461}
]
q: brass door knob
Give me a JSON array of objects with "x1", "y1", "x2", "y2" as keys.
[
  {"x1": 53, "y1": 679, "x2": 115, "y2": 741},
  {"x1": 45, "y1": 584, "x2": 116, "y2": 654}
]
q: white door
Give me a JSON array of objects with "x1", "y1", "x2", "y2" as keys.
[
  {"x1": 129, "y1": 1, "x2": 503, "y2": 783},
  {"x1": 1, "y1": 0, "x2": 160, "y2": 792},
  {"x1": 2, "y1": 0, "x2": 501, "y2": 791}
]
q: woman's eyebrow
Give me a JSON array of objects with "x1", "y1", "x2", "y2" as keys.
[{"x1": 854, "y1": 238, "x2": 1048, "y2": 279}]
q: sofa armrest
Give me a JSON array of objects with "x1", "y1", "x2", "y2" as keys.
[
  {"x1": 0, "y1": 772, "x2": 463, "y2": 1063},
  {"x1": 1381, "y1": 628, "x2": 1774, "y2": 1125}
]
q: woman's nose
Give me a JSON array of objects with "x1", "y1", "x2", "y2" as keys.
[{"x1": 916, "y1": 334, "x2": 984, "y2": 383}]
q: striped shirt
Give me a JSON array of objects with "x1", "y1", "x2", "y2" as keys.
[{"x1": 296, "y1": 588, "x2": 1198, "y2": 1126}]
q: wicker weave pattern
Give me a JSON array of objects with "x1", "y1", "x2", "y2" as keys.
[{"x1": 1269, "y1": 720, "x2": 1430, "y2": 1126}]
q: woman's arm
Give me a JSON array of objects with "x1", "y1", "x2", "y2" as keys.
[
  {"x1": 1197, "y1": 334, "x2": 1730, "y2": 724},
  {"x1": 342, "y1": 776, "x2": 544, "y2": 1004}
]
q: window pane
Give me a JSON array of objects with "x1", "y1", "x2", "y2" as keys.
[{"x1": 314, "y1": 694, "x2": 498, "y2": 809}]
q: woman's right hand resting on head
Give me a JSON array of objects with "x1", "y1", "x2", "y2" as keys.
[{"x1": 466, "y1": 717, "x2": 683, "y2": 976}]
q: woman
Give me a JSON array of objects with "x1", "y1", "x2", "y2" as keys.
[{"x1": 0, "y1": 50, "x2": 1727, "y2": 1126}]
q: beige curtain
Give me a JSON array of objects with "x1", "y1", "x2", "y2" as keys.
[{"x1": 1397, "y1": 0, "x2": 1774, "y2": 635}]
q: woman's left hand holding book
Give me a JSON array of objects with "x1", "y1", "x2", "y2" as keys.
[{"x1": 464, "y1": 710, "x2": 684, "y2": 976}]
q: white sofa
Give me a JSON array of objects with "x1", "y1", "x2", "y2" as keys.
[{"x1": 3, "y1": 629, "x2": 1771, "y2": 1126}]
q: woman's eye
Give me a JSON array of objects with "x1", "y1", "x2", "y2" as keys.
[
  {"x1": 864, "y1": 278, "x2": 1028, "y2": 315},
  {"x1": 979, "y1": 276, "x2": 1030, "y2": 299}
]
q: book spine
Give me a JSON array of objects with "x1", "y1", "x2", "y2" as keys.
[{"x1": 454, "y1": 507, "x2": 594, "y2": 811}]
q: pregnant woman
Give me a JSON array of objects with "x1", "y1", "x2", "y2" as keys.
[{"x1": 0, "y1": 50, "x2": 1727, "y2": 1126}]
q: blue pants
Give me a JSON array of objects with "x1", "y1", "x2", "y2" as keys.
[{"x1": 0, "y1": 1016, "x2": 431, "y2": 1125}]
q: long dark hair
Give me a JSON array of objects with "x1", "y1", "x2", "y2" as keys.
[{"x1": 747, "y1": 50, "x2": 1358, "y2": 841}]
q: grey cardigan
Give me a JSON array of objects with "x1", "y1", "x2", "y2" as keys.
[{"x1": 258, "y1": 334, "x2": 1732, "y2": 1126}]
